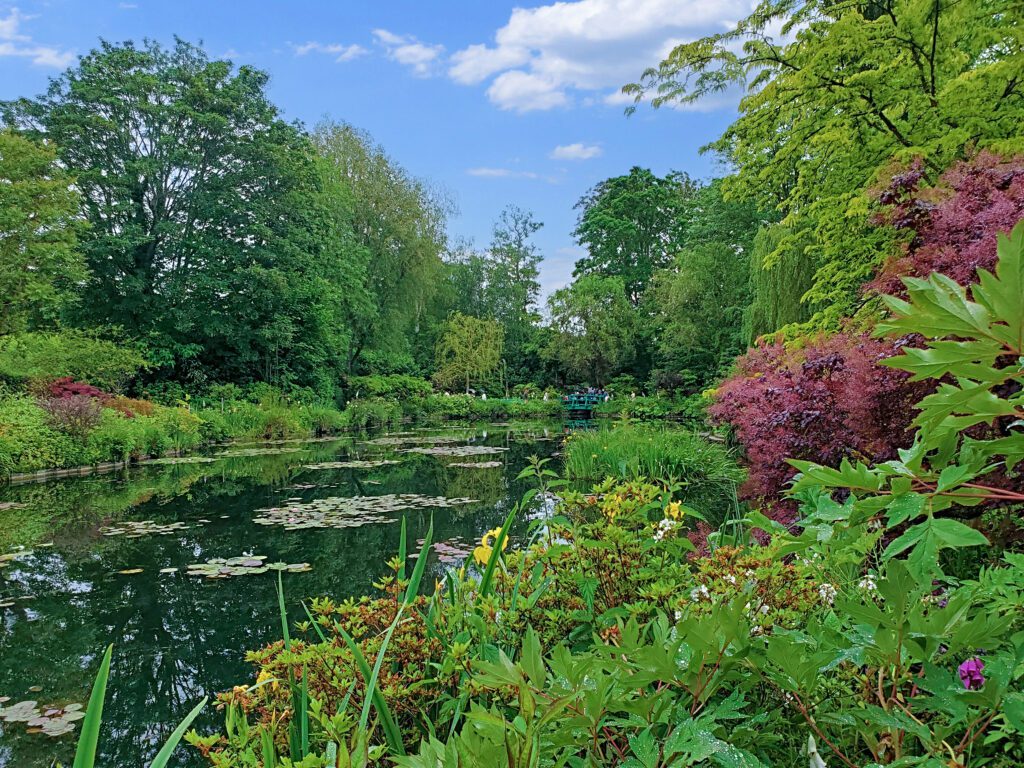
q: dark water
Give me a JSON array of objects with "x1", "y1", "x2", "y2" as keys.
[{"x1": 0, "y1": 422, "x2": 561, "y2": 767}]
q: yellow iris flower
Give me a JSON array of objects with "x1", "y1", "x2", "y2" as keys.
[{"x1": 472, "y1": 527, "x2": 509, "y2": 566}]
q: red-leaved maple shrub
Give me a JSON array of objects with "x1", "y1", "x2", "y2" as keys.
[
  {"x1": 870, "y1": 152, "x2": 1024, "y2": 295},
  {"x1": 45, "y1": 377, "x2": 111, "y2": 401},
  {"x1": 709, "y1": 333, "x2": 928, "y2": 521}
]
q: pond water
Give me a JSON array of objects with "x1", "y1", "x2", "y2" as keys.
[{"x1": 0, "y1": 422, "x2": 562, "y2": 767}]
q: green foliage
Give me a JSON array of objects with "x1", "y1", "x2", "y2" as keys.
[
  {"x1": 0, "y1": 129, "x2": 85, "y2": 334},
  {"x1": 562, "y1": 426, "x2": 744, "y2": 524},
  {"x1": 347, "y1": 375, "x2": 433, "y2": 402},
  {"x1": 627, "y1": 0, "x2": 1024, "y2": 329},
  {"x1": 546, "y1": 275, "x2": 638, "y2": 387},
  {"x1": 434, "y1": 313, "x2": 504, "y2": 394},
  {"x1": 572, "y1": 167, "x2": 696, "y2": 304},
  {"x1": 0, "y1": 331, "x2": 147, "y2": 391},
  {"x1": 744, "y1": 223, "x2": 817, "y2": 343}
]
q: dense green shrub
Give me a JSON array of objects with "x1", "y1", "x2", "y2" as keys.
[
  {"x1": 0, "y1": 331, "x2": 147, "y2": 391},
  {"x1": 594, "y1": 392, "x2": 707, "y2": 424},
  {"x1": 339, "y1": 398, "x2": 403, "y2": 431},
  {"x1": 347, "y1": 374, "x2": 433, "y2": 402},
  {"x1": 410, "y1": 393, "x2": 560, "y2": 421}
]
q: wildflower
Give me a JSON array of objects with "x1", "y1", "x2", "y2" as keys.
[
  {"x1": 723, "y1": 573, "x2": 737, "y2": 585},
  {"x1": 664, "y1": 501, "x2": 685, "y2": 521},
  {"x1": 256, "y1": 669, "x2": 279, "y2": 691},
  {"x1": 818, "y1": 583, "x2": 837, "y2": 605},
  {"x1": 690, "y1": 584, "x2": 711, "y2": 602},
  {"x1": 472, "y1": 527, "x2": 509, "y2": 566},
  {"x1": 858, "y1": 574, "x2": 877, "y2": 592},
  {"x1": 958, "y1": 657, "x2": 985, "y2": 690},
  {"x1": 653, "y1": 518, "x2": 678, "y2": 541}
]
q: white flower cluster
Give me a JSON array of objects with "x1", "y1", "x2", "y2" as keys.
[
  {"x1": 690, "y1": 584, "x2": 711, "y2": 602},
  {"x1": 653, "y1": 518, "x2": 678, "y2": 541},
  {"x1": 818, "y1": 583, "x2": 837, "y2": 605},
  {"x1": 858, "y1": 574, "x2": 877, "y2": 592}
]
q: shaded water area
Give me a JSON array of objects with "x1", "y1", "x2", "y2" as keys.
[{"x1": 0, "y1": 422, "x2": 562, "y2": 767}]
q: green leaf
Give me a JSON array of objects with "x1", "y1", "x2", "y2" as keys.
[
  {"x1": 73, "y1": 644, "x2": 113, "y2": 768},
  {"x1": 147, "y1": 697, "x2": 208, "y2": 768}
]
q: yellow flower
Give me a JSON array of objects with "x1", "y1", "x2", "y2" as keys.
[
  {"x1": 664, "y1": 502, "x2": 685, "y2": 521},
  {"x1": 256, "y1": 669, "x2": 279, "y2": 691},
  {"x1": 472, "y1": 527, "x2": 509, "y2": 566}
]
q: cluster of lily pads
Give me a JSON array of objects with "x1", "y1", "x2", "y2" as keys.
[
  {"x1": 363, "y1": 435, "x2": 467, "y2": 447},
  {"x1": 186, "y1": 555, "x2": 311, "y2": 579},
  {"x1": 410, "y1": 537, "x2": 473, "y2": 565},
  {"x1": 253, "y1": 493, "x2": 476, "y2": 531},
  {"x1": 0, "y1": 698, "x2": 84, "y2": 737},
  {"x1": 148, "y1": 455, "x2": 220, "y2": 465},
  {"x1": 303, "y1": 460, "x2": 401, "y2": 470},
  {"x1": 99, "y1": 520, "x2": 193, "y2": 537},
  {"x1": 447, "y1": 461, "x2": 503, "y2": 469},
  {"x1": 404, "y1": 445, "x2": 508, "y2": 457},
  {"x1": 216, "y1": 447, "x2": 305, "y2": 458}
]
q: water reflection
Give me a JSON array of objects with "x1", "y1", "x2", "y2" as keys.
[{"x1": 0, "y1": 422, "x2": 559, "y2": 767}]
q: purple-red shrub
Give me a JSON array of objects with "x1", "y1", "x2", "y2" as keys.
[
  {"x1": 45, "y1": 377, "x2": 111, "y2": 401},
  {"x1": 870, "y1": 152, "x2": 1024, "y2": 295},
  {"x1": 709, "y1": 332, "x2": 927, "y2": 521},
  {"x1": 41, "y1": 395, "x2": 104, "y2": 438}
]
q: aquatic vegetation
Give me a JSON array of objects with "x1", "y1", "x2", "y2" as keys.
[
  {"x1": 303, "y1": 459, "x2": 401, "y2": 470},
  {"x1": 446, "y1": 460, "x2": 502, "y2": 468},
  {"x1": 215, "y1": 447, "x2": 305, "y2": 457},
  {"x1": 0, "y1": 699, "x2": 85, "y2": 737},
  {"x1": 186, "y1": 556, "x2": 311, "y2": 579},
  {"x1": 363, "y1": 434, "x2": 467, "y2": 447},
  {"x1": 147, "y1": 455, "x2": 219, "y2": 465},
  {"x1": 403, "y1": 445, "x2": 508, "y2": 457},
  {"x1": 253, "y1": 494, "x2": 476, "y2": 531},
  {"x1": 99, "y1": 520, "x2": 193, "y2": 537}
]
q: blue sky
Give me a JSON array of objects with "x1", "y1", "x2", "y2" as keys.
[{"x1": 0, "y1": 0, "x2": 746, "y2": 297}]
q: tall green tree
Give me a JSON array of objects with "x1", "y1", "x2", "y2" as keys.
[
  {"x1": 546, "y1": 275, "x2": 637, "y2": 387},
  {"x1": 2, "y1": 39, "x2": 340, "y2": 390},
  {"x1": 433, "y1": 313, "x2": 503, "y2": 393},
  {"x1": 627, "y1": 0, "x2": 1024, "y2": 328},
  {"x1": 313, "y1": 121, "x2": 448, "y2": 375},
  {"x1": 485, "y1": 205, "x2": 543, "y2": 384},
  {"x1": 572, "y1": 168, "x2": 696, "y2": 305},
  {"x1": 0, "y1": 130, "x2": 85, "y2": 335}
]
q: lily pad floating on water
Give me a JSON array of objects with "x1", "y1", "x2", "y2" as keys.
[
  {"x1": 253, "y1": 493, "x2": 477, "y2": 531},
  {"x1": 117, "y1": 568, "x2": 144, "y2": 575},
  {"x1": 159, "y1": 567, "x2": 179, "y2": 574},
  {"x1": 216, "y1": 447, "x2": 306, "y2": 457},
  {"x1": 0, "y1": 699, "x2": 84, "y2": 737},
  {"x1": 148, "y1": 455, "x2": 220, "y2": 465},
  {"x1": 186, "y1": 555, "x2": 311, "y2": 579},
  {"x1": 304, "y1": 460, "x2": 402, "y2": 470},
  {"x1": 363, "y1": 435, "x2": 468, "y2": 447},
  {"x1": 404, "y1": 445, "x2": 509, "y2": 457},
  {"x1": 447, "y1": 461, "x2": 503, "y2": 469},
  {"x1": 100, "y1": 520, "x2": 192, "y2": 537}
]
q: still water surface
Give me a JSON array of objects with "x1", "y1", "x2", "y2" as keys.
[{"x1": 0, "y1": 422, "x2": 560, "y2": 767}]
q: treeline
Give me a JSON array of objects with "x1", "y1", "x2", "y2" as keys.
[{"x1": 0, "y1": 37, "x2": 775, "y2": 405}]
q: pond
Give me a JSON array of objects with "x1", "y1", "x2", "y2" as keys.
[{"x1": 0, "y1": 422, "x2": 562, "y2": 767}]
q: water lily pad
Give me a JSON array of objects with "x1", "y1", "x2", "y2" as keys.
[
  {"x1": 186, "y1": 554, "x2": 303, "y2": 580},
  {"x1": 149, "y1": 455, "x2": 219, "y2": 465},
  {"x1": 447, "y1": 461, "x2": 503, "y2": 469},
  {"x1": 253, "y1": 494, "x2": 476, "y2": 531},
  {"x1": 159, "y1": 567, "x2": 178, "y2": 574},
  {"x1": 117, "y1": 568, "x2": 144, "y2": 575},
  {"x1": 101, "y1": 520, "x2": 192, "y2": 537},
  {"x1": 303, "y1": 460, "x2": 402, "y2": 470},
  {"x1": 216, "y1": 447, "x2": 305, "y2": 457},
  {"x1": 404, "y1": 445, "x2": 509, "y2": 457}
]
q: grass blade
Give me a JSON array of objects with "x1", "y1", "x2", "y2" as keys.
[
  {"x1": 72, "y1": 644, "x2": 113, "y2": 768},
  {"x1": 335, "y1": 623, "x2": 405, "y2": 755},
  {"x1": 147, "y1": 696, "x2": 208, "y2": 768},
  {"x1": 276, "y1": 572, "x2": 291, "y2": 650},
  {"x1": 398, "y1": 515, "x2": 408, "y2": 581},
  {"x1": 402, "y1": 516, "x2": 433, "y2": 606}
]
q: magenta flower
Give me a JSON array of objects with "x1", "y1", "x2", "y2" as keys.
[{"x1": 958, "y1": 657, "x2": 985, "y2": 690}]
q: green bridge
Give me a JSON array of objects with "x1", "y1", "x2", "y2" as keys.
[{"x1": 561, "y1": 392, "x2": 606, "y2": 415}]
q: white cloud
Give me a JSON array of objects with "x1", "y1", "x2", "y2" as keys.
[
  {"x1": 448, "y1": 0, "x2": 751, "y2": 112},
  {"x1": 291, "y1": 41, "x2": 367, "y2": 63},
  {"x1": 467, "y1": 167, "x2": 540, "y2": 179},
  {"x1": 372, "y1": 28, "x2": 443, "y2": 77},
  {"x1": 0, "y1": 8, "x2": 74, "y2": 68},
  {"x1": 550, "y1": 142, "x2": 602, "y2": 160}
]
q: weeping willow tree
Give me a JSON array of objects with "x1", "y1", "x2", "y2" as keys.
[{"x1": 744, "y1": 224, "x2": 817, "y2": 344}]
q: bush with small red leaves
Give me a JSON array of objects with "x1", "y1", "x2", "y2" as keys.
[
  {"x1": 40, "y1": 395, "x2": 105, "y2": 438},
  {"x1": 870, "y1": 152, "x2": 1024, "y2": 295},
  {"x1": 45, "y1": 377, "x2": 112, "y2": 401},
  {"x1": 709, "y1": 332, "x2": 928, "y2": 521}
]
